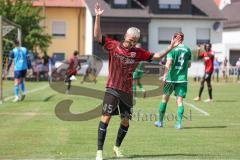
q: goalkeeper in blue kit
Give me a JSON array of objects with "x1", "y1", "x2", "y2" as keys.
[
  {"x1": 7, "y1": 39, "x2": 30, "y2": 102},
  {"x1": 154, "y1": 32, "x2": 191, "y2": 129}
]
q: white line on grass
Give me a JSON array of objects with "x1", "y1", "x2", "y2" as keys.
[
  {"x1": 170, "y1": 97, "x2": 210, "y2": 116},
  {"x1": 183, "y1": 101, "x2": 210, "y2": 116},
  {"x1": 3, "y1": 84, "x2": 49, "y2": 102}
]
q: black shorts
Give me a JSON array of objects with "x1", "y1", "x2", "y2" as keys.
[
  {"x1": 203, "y1": 72, "x2": 212, "y2": 81},
  {"x1": 14, "y1": 70, "x2": 27, "y2": 78},
  {"x1": 102, "y1": 88, "x2": 133, "y2": 119}
]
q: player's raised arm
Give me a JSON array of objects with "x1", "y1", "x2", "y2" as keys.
[
  {"x1": 94, "y1": 2, "x2": 104, "y2": 43},
  {"x1": 152, "y1": 35, "x2": 181, "y2": 61}
]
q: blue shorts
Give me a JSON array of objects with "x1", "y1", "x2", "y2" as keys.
[{"x1": 14, "y1": 70, "x2": 27, "y2": 79}]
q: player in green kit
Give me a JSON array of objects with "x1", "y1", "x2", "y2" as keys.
[
  {"x1": 133, "y1": 62, "x2": 146, "y2": 97},
  {"x1": 154, "y1": 32, "x2": 191, "y2": 129},
  {"x1": 133, "y1": 43, "x2": 146, "y2": 97}
]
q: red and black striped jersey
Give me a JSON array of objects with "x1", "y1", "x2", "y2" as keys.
[
  {"x1": 200, "y1": 51, "x2": 214, "y2": 73},
  {"x1": 100, "y1": 36, "x2": 153, "y2": 93}
]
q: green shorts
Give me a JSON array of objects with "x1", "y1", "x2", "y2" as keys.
[
  {"x1": 163, "y1": 82, "x2": 187, "y2": 98},
  {"x1": 133, "y1": 71, "x2": 143, "y2": 80}
]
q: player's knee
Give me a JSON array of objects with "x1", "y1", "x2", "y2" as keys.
[
  {"x1": 207, "y1": 85, "x2": 212, "y2": 89},
  {"x1": 162, "y1": 95, "x2": 169, "y2": 103},
  {"x1": 207, "y1": 82, "x2": 212, "y2": 88},
  {"x1": 162, "y1": 99, "x2": 168, "y2": 103},
  {"x1": 121, "y1": 118, "x2": 129, "y2": 127},
  {"x1": 176, "y1": 97, "x2": 183, "y2": 106},
  {"x1": 14, "y1": 79, "x2": 19, "y2": 85},
  {"x1": 14, "y1": 81, "x2": 18, "y2": 85},
  {"x1": 137, "y1": 80, "x2": 141, "y2": 85},
  {"x1": 101, "y1": 115, "x2": 111, "y2": 124}
]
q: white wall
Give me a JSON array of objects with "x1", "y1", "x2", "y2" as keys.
[
  {"x1": 223, "y1": 28, "x2": 240, "y2": 44},
  {"x1": 213, "y1": 28, "x2": 240, "y2": 62},
  {"x1": 85, "y1": 5, "x2": 93, "y2": 55},
  {"x1": 149, "y1": 19, "x2": 223, "y2": 52}
]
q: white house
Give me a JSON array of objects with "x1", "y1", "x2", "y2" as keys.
[
  {"x1": 213, "y1": 0, "x2": 240, "y2": 65},
  {"x1": 149, "y1": 0, "x2": 225, "y2": 53},
  {"x1": 84, "y1": 0, "x2": 226, "y2": 76}
]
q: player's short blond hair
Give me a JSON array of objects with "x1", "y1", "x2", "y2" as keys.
[{"x1": 126, "y1": 27, "x2": 141, "y2": 39}]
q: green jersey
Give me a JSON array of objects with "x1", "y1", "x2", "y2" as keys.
[
  {"x1": 166, "y1": 44, "x2": 191, "y2": 83},
  {"x1": 134, "y1": 62, "x2": 144, "y2": 73},
  {"x1": 133, "y1": 62, "x2": 144, "y2": 79}
]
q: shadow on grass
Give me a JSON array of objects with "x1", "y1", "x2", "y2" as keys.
[
  {"x1": 183, "y1": 126, "x2": 227, "y2": 129},
  {"x1": 43, "y1": 95, "x2": 55, "y2": 102},
  {"x1": 214, "y1": 100, "x2": 238, "y2": 103},
  {"x1": 106, "y1": 153, "x2": 212, "y2": 159}
]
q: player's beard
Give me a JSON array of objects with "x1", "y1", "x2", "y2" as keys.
[{"x1": 122, "y1": 41, "x2": 134, "y2": 50}]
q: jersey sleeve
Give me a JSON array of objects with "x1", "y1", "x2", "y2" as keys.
[
  {"x1": 199, "y1": 52, "x2": 205, "y2": 58},
  {"x1": 137, "y1": 48, "x2": 154, "y2": 62},
  {"x1": 100, "y1": 36, "x2": 117, "y2": 51},
  {"x1": 209, "y1": 51, "x2": 215, "y2": 57}
]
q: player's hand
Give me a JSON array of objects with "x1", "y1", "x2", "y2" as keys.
[
  {"x1": 162, "y1": 75, "x2": 166, "y2": 82},
  {"x1": 170, "y1": 35, "x2": 181, "y2": 48},
  {"x1": 160, "y1": 75, "x2": 166, "y2": 82},
  {"x1": 95, "y1": 2, "x2": 104, "y2": 16}
]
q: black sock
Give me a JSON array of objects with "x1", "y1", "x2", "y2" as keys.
[
  {"x1": 199, "y1": 86, "x2": 204, "y2": 97},
  {"x1": 208, "y1": 87, "x2": 212, "y2": 99},
  {"x1": 115, "y1": 124, "x2": 129, "y2": 147},
  {"x1": 97, "y1": 121, "x2": 108, "y2": 150}
]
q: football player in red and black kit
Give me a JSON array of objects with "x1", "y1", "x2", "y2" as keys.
[
  {"x1": 64, "y1": 50, "x2": 81, "y2": 94},
  {"x1": 94, "y1": 2, "x2": 181, "y2": 160},
  {"x1": 194, "y1": 43, "x2": 214, "y2": 102}
]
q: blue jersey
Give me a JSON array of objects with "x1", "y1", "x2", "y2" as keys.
[{"x1": 10, "y1": 47, "x2": 28, "y2": 71}]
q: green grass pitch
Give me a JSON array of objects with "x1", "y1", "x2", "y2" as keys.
[{"x1": 0, "y1": 77, "x2": 240, "y2": 159}]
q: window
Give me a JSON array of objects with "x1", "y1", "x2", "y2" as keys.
[
  {"x1": 196, "y1": 28, "x2": 210, "y2": 44},
  {"x1": 158, "y1": 27, "x2": 181, "y2": 44},
  {"x1": 113, "y1": 0, "x2": 127, "y2": 8},
  {"x1": 52, "y1": 53, "x2": 65, "y2": 62},
  {"x1": 52, "y1": 21, "x2": 66, "y2": 37},
  {"x1": 158, "y1": 0, "x2": 181, "y2": 9}
]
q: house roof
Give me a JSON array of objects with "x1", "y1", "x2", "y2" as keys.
[
  {"x1": 32, "y1": 0, "x2": 85, "y2": 8},
  {"x1": 222, "y1": 0, "x2": 240, "y2": 28},
  {"x1": 214, "y1": 0, "x2": 221, "y2": 7},
  {"x1": 85, "y1": 0, "x2": 225, "y2": 20},
  {"x1": 84, "y1": 0, "x2": 149, "y2": 18},
  {"x1": 192, "y1": 0, "x2": 225, "y2": 20}
]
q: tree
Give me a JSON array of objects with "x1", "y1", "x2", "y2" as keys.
[{"x1": 0, "y1": 0, "x2": 51, "y2": 53}]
